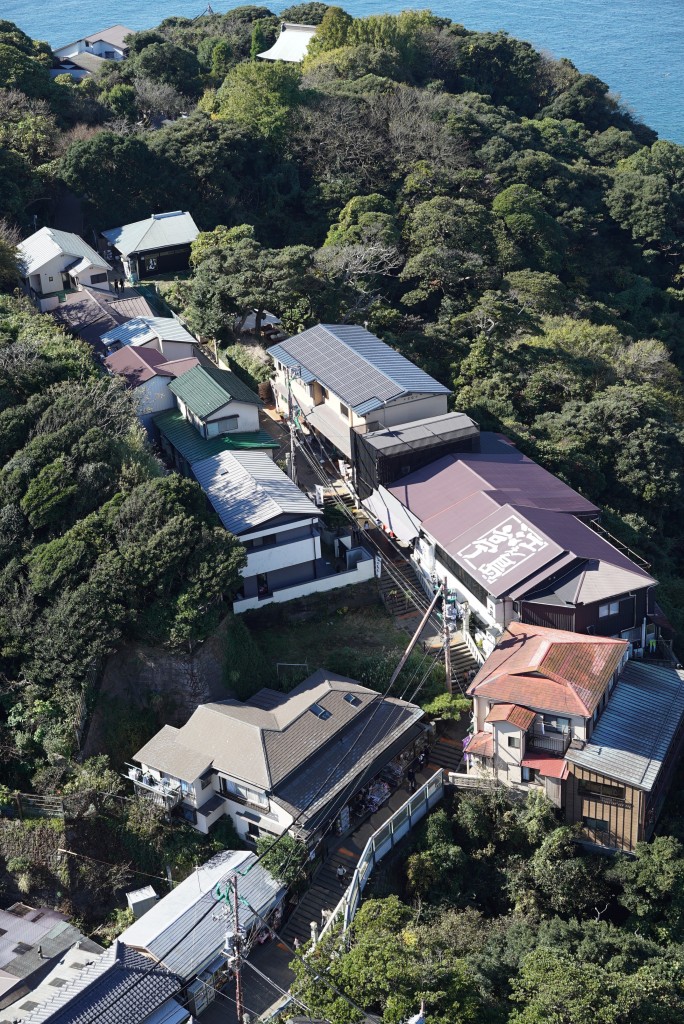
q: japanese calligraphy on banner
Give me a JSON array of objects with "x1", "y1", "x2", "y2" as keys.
[{"x1": 457, "y1": 515, "x2": 548, "y2": 585}]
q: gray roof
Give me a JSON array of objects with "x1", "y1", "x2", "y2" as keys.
[
  {"x1": 18, "y1": 228, "x2": 110, "y2": 276},
  {"x1": 522, "y1": 559, "x2": 654, "y2": 608},
  {"x1": 118, "y1": 851, "x2": 284, "y2": 980},
  {"x1": 55, "y1": 24, "x2": 132, "y2": 52},
  {"x1": 15, "y1": 942, "x2": 179, "y2": 1024},
  {"x1": 133, "y1": 671, "x2": 421, "y2": 804},
  {"x1": 100, "y1": 316, "x2": 198, "y2": 350},
  {"x1": 191, "y1": 450, "x2": 320, "y2": 536},
  {"x1": 134, "y1": 725, "x2": 212, "y2": 782},
  {"x1": 268, "y1": 324, "x2": 450, "y2": 415},
  {"x1": 58, "y1": 52, "x2": 108, "y2": 73},
  {"x1": 362, "y1": 412, "x2": 479, "y2": 455},
  {"x1": 566, "y1": 661, "x2": 684, "y2": 791},
  {"x1": 102, "y1": 212, "x2": 199, "y2": 257}
]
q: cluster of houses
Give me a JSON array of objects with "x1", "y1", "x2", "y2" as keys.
[
  {"x1": 0, "y1": 853, "x2": 285, "y2": 1024},
  {"x1": 17, "y1": 211, "x2": 684, "y2": 855}
]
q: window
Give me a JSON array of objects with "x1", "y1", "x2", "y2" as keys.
[
  {"x1": 599, "y1": 601, "x2": 620, "y2": 618},
  {"x1": 321, "y1": 386, "x2": 329, "y2": 399},
  {"x1": 578, "y1": 780, "x2": 626, "y2": 801},
  {"x1": 13, "y1": 943, "x2": 32, "y2": 956},
  {"x1": 583, "y1": 815, "x2": 609, "y2": 833},
  {"x1": 90, "y1": 272, "x2": 108, "y2": 284},
  {"x1": 339, "y1": 403, "x2": 349, "y2": 419},
  {"x1": 522, "y1": 767, "x2": 539, "y2": 783},
  {"x1": 344, "y1": 693, "x2": 361, "y2": 707},
  {"x1": 146, "y1": 257, "x2": 157, "y2": 271},
  {"x1": 247, "y1": 822, "x2": 260, "y2": 839},
  {"x1": 541, "y1": 714, "x2": 570, "y2": 734},
  {"x1": 220, "y1": 777, "x2": 269, "y2": 809},
  {"x1": 507, "y1": 735, "x2": 521, "y2": 748},
  {"x1": 250, "y1": 534, "x2": 277, "y2": 549},
  {"x1": 309, "y1": 702, "x2": 332, "y2": 720},
  {"x1": 206, "y1": 416, "x2": 239, "y2": 438},
  {"x1": 48, "y1": 276, "x2": 53, "y2": 282}
]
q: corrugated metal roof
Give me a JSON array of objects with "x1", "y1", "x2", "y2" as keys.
[
  {"x1": 469, "y1": 622, "x2": 628, "y2": 717},
  {"x1": 118, "y1": 851, "x2": 284, "y2": 980},
  {"x1": 18, "y1": 227, "x2": 111, "y2": 276},
  {"x1": 191, "y1": 449, "x2": 319, "y2": 535},
  {"x1": 102, "y1": 212, "x2": 199, "y2": 257},
  {"x1": 258, "y1": 22, "x2": 317, "y2": 61},
  {"x1": 362, "y1": 412, "x2": 479, "y2": 455},
  {"x1": 16, "y1": 943, "x2": 179, "y2": 1024},
  {"x1": 521, "y1": 752, "x2": 568, "y2": 778},
  {"x1": 154, "y1": 408, "x2": 278, "y2": 465},
  {"x1": 100, "y1": 316, "x2": 198, "y2": 350},
  {"x1": 485, "y1": 703, "x2": 537, "y2": 730},
  {"x1": 566, "y1": 661, "x2": 684, "y2": 791},
  {"x1": 169, "y1": 364, "x2": 262, "y2": 418},
  {"x1": 268, "y1": 324, "x2": 450, "y2": 414}
]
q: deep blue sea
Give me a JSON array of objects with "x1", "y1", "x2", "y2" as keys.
[{"x1": 2, "y1": 0, "x2": 682, "y2": 143}]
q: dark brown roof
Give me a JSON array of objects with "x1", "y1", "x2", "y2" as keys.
[
  {"x1": 104, "y1": 346, "x2": 169, "y2": 385},
  {"x1": 469, "y1": 622, "x2": 627, "y2": 717}
]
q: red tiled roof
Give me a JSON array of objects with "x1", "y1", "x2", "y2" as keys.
[
  {"x1": 485, "y1": 703, "x2": 537, "y2": 730},
  {"x1": 521, "y1": 752, "x2": 568, "y2": 779},
  {"x1": 465, "y1": 731, "x2": 493, "y2": 758},
  {"x1": 468, "y1": 622, "x2": 627, "y2": 717}
]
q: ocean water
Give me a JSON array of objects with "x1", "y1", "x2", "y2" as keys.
[{"x1": 2, "y1": 0, "x2": 682, "y2": 143}]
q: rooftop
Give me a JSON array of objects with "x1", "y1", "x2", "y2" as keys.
[
  {"x1": 268, "y1": 324, "x2": 450, "y2": 415},
  {"x1": 258, "y1": 22, "x2": 317, "y2": 62},
  {"x1": 100, "y1": 316, "x2": 198, "y2": 350},
  {"x1": 387, "y1": 442, "x2": 654, "y2": 601},
  {"x1": 134, "y1": 671, "x2": 421, "y2": 804},
  {"x1": 469, "y1": 621, "x2": 628, "y2": 717},
  {"x1": 566, "y1": 661, "x2": 684, "y2": 791},
  {"x1": 102, "y1": 211, "x2": 199, "y2": 257},
  {"x1": 13, "y1": 942, "x2": 179, "y2": 1024},
  {"x1": 168, "y1": 363, "x2": 262, "y2": 418},
  {"x1": 485, "y1": 703, "x2": 537, "y2": 730},
  {"x1": 118, "y1": 850, "x2": 284, "y2": 980},
  {"x1": 103, "y1": 347, "x2": 199, "y2": 387},
  {"x1": 18, "y1": 228, "x2": 110, "y2": 277},
  {"x1": 57, "y1": 52, "x2": 107, "y2": 73},
  {"x1": 191, "y1": 449, "x2": 320, "y2": 535},
  {"x1": 154, "y1": 408, "x2": 279, "y2": 465},
  {"x1": 360, "y1": 411, "x2": 479, "y2": 455},
  {"x1": 55, "y1": 24, "x2": 133, "y2": 52}
]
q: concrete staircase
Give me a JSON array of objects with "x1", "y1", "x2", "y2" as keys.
[
  {"x1": 378, "y1": 554, "x2": 432, "y2": 618},
  {"x1": 281, "y1": 848, "x2": 357, "y2": 946},
  {"x1": 429, "y1": 736, "x2": 465, "y2": 773}
]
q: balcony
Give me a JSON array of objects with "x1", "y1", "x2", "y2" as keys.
[
  {"x1": 125, "y1": 765, "x2": 183, "y2": 809},
  {"x1": 526, "y1": 728, "x2": 571, "y2": 756}
]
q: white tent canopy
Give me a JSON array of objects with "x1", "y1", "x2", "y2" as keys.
[{"x1": 258, "y1": 22, "x2": 317, "y2": 63}]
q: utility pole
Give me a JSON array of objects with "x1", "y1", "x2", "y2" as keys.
[
  {"x1": 286, "y1": 366, "x2": 299, "y2": 486},
  {"x1": 232, "y1": 874, "x2": 244, "y2": 1024},
  {"x1": 443, "y1": 578, "x2": 452, "y2": 694}
]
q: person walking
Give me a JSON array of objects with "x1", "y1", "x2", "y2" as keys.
[
  {"x1": 407, "y1": 764, "x2": 417, "y2": 793},
  {"x1": 293, "y1": 936, "x2": 300, "y2": 952},
  {"x1": 336, "y1": 864, "x2": 347, "y2": 885}
]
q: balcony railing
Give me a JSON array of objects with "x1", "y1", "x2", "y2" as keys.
[
  {"x1": 125, "y1": 765, "x2": 183, "y2": 808},
  {"x1": 526, "y1": 729, "x2": 571, "y2": 755}
]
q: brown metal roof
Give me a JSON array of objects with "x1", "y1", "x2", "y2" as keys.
[
  {"x1": 469, "y1": 622, "x2": 628, "y2": 717},
  {"x1": 485, "y1": 703, "x2": 537, "y2": 730}
]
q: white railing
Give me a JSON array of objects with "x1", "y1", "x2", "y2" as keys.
[
  {"x1": 462, "y1": 628, "x2": 485, "y2": 665},
  {"x1": 233, "y1": 554, "x2": 375, "y2": 613},
  {"x1": 320, "y1": 769, "x2": 445, "y2": 940}
]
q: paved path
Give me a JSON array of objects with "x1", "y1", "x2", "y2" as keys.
[{"x1": 201, "y1": 764, "x2": 443, "y2": 1023}]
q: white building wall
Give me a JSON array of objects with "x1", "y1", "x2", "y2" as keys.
[
  {"x1": 244, "y1": 534, "x2": 320, "y2": 578},
  {"x1": 135, "y1": 376, "x2": 177, "y2": 421},
  {"x1": 204, "y1": 399, "x2": 261, "y2": 433},
  {"x1": 361, "y1": 393, "x2": 448, "y2": 429}
]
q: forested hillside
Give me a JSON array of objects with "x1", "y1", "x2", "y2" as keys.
[{"x1": 0, "y1": 296, "x2": 245, "y2": 788}]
